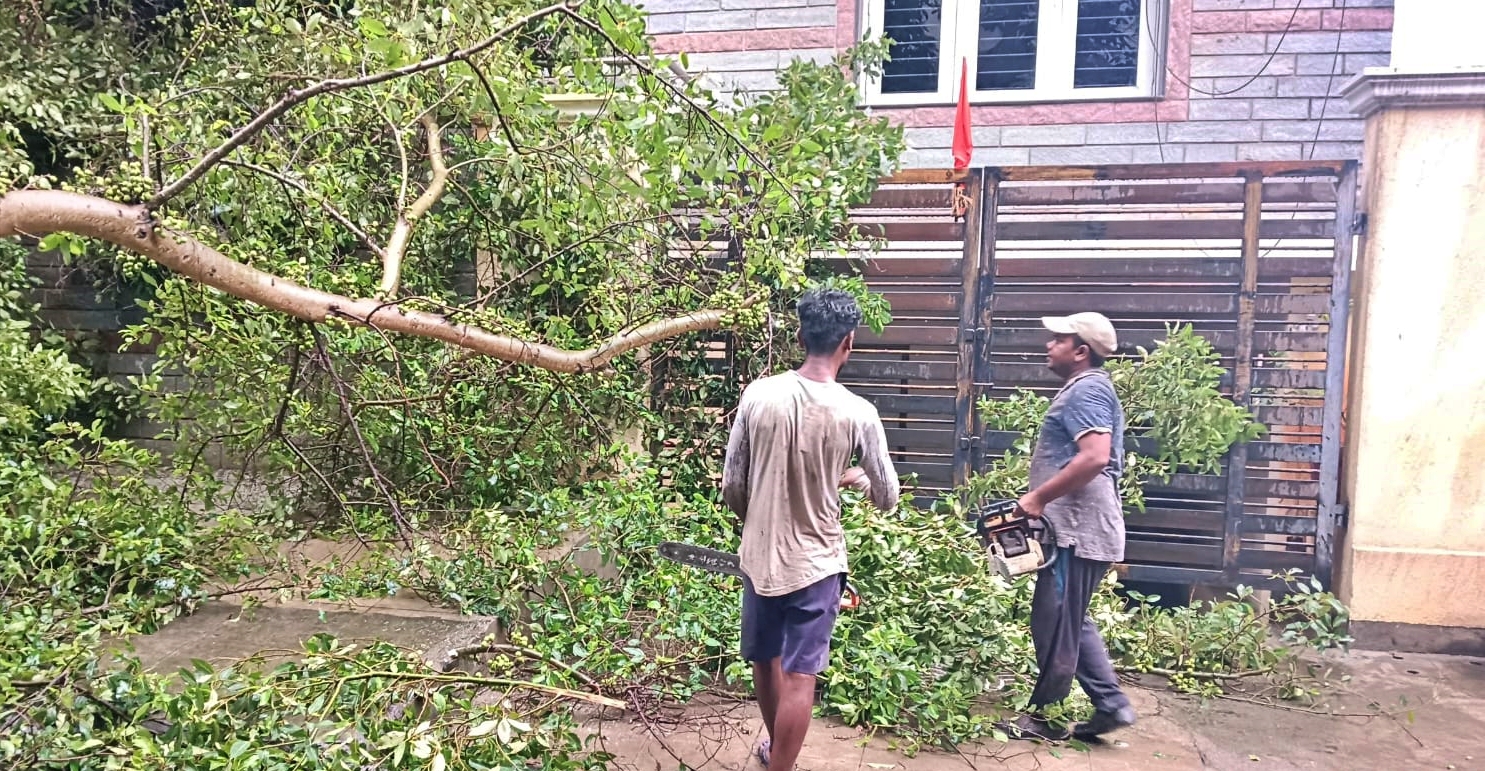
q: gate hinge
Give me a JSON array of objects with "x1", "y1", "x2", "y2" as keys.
[
  {"x1": 1333, "y1": 504, "x2": 1349, "y2": 529},
  {"x1": 1351, "y1": 213, "x2": 1368, "y2": 236}
]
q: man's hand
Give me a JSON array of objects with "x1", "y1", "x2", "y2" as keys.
[
  {"x1": 839, "y1": 466, "x2": 870, "y2": 493},
  {"x1": 1016, "y1": 490, "x2": 1045, "y2": 519}
]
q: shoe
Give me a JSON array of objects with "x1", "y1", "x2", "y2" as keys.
[
  {"x1": 995, "y1": 713, "x2": 1070, "y2": 742},
  {"x1": 1071, "y1": 706, "x2": 1137, "y2": 739}
]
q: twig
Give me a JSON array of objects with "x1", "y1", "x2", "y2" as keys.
[
  {"x1": 307, "y1": 324, "x2": 413, "y2": 545},
  {"x1": 147, "y1": 0, "x2": 580, "y2": 209},
  {"x1": 221, "y1": 160, "x2": 385, "y2": 259},
  {"x1": 338, "y1": 671, "x2": 626, "y2": 710},
  {"x1": 1214, "y1": 692, "x2": 1389, "y2": 718},
  {"x1": 441, "y1": 642, "x2": 602, "y2": 692},
  {"x1": 468, "y1": 63, "x2": 523, "y2": 154},
  {"x1": 352, "y1": 320, "x2": 455, "y2": 489},
  {"x1": 1116, "y1": 666, "x2": 1269, "y2": 681},
  {"x1": 626, "y1": 684, "x2": 691, "y2": 768}
]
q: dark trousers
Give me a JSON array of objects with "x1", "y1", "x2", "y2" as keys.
[{"x1": 1028, "y1": 547, "x2": 1131, "y2": 713}]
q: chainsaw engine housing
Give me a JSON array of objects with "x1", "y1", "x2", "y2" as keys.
[{"x1": 971, "y1": 500, "x2": 1058, "y2": 581}]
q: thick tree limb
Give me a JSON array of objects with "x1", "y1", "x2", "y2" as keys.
[
  {"x1": 0, "y1": 189, "x2": 731, "y2": 374},
  {"x1": 145, "y1": 0, "x2": 579, "y2": 210},
  {"x1": 380, "y1": 114, "x2": 448, "y2": 297}
]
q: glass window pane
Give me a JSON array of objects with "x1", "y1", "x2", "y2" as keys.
[
  {"x1": 976, "y1": 0, "x2": 1039, "y2": 91},
  {"x1": 1074, "y1": 0, "x2": 1141, "y2": 88},
  {"x1": 882, "y1": 0, "x2": 945, "y2": 94}
]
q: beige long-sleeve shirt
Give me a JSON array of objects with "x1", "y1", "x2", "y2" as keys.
[{"x1": 721, "y1": 371, "x2": 899, "y2": 596}]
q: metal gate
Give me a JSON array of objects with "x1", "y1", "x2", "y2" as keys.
[{"x1": 837, "y1": 161, "x2": 1359, "y2": 589}]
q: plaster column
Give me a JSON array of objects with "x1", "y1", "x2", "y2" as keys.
[{"x1": 1336, "y1": 0, "x2": 1485, "y2": 652}]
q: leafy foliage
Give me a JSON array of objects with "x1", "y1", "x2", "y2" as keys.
[
  {"x1": 1110, "y1": 578, "x2": 1353, "y2": 698},
  {"x1": 0, "y1": 0, "x2": 1356, "y2": 766},
  {"x1": 6, "y1": 0, "x2": 903, "y2": 538},
  {"x1": 963, "y1": 323, "x2": 1267, "y2": 511}
]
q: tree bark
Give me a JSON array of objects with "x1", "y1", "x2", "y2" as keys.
[{"x1": 0, "y1": 189, "x2": 730, "y2": 374}]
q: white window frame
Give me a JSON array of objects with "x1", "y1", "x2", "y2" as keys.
[{"x1": 859, "y1": 0, "x2": 1167, "y2": 107}]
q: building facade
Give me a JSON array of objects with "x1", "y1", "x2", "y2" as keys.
[{"x1": 644, "y1": 0, "x2": 1394, "y2": 167}]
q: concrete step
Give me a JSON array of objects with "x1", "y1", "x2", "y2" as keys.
[{"x1": 121, "y1": 597, "x2": 502, "y2": 676}]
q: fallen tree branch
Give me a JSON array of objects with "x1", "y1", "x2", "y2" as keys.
[
  {"x1": 0, "y1": 189, "x2": 734, "y2": 374},
  {"x1": 146, "y1": 0, "x2": 579, "y2": 209},
  {"x1": 380, "y1": 114, "x2": 448, "y2": 297}
]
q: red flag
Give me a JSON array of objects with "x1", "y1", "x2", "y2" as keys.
[{"x1": 952, "y1": 57, "x2": 973, "y2": 169}]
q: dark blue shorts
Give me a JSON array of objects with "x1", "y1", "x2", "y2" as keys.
[{"x1": 740, "y1": 572, "x2": 845, "y2": 675}]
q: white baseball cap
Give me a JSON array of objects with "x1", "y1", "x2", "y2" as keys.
[{"x1": 1042, "y1": 312, "x2": 1118, "y2": 357}]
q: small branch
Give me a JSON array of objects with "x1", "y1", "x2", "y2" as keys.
[
  {"x1": 1214, "y1": 692, "x2": 1390, "y2": 718},
  {"x1": 339, "y1": 670, "x2": 627, "y2": 710},
  {"x1": 388, "y1": 110, "x2": 410, "y2": 213},
  {"x1": 201, "y1": 582, "x2": 299, "y2": 601},
  {"x1": 140, "y1": 113, "x2": 153, "y2": 184},
  {"x1": 469, "y1": 64, "x2": 523, "y2": 154},
  {"x1": 1117, "y1": 666, "x2": 1269, "y2": 682},
  {"x1": 439, "y1": 642, "x2": 602, "y2": 692},
  {"x1": 309, "y1": 324, "x2": 414, "y2": 545},
  {"x1": 146, "y1": 0, "x2": 578, "y2": 210},
  {"x1": 222, "y1": 160, "x2": 385, "y2": 259},
  {"x1": 380, "y1": 114, "x2": 449, "y2": 297}
]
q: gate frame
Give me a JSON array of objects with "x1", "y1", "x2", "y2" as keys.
[{"x1": 924, "y1": 160, "x2": 1360, "y2": 589}]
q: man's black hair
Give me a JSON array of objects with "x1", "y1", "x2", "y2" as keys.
[
  {"x1": 1073, "y1": 335, "x2": 1108, "y2": 368},
  {"x1": 797, "y1": 289, "x2": 863, "y2": 355}
]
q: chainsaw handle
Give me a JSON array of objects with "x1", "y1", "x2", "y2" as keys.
[{"x1": 841, "y1": 582, "x2": 862, "y2": 611}]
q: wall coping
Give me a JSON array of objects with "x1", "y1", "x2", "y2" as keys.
[{"x1": 1342, "y1": 66, "x2": 1485, "y2": 119}]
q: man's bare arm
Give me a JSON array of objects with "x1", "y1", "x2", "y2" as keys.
[
  {"x1": 720, "y1": 408, "x2": 750, "y2": 519},
  {"x1": 857, "y1": 416, "x2": 900, "y2": 511}
]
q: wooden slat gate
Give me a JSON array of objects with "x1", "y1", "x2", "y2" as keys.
[{"x1": 840, "y1": 161, "x2": 1359, "y2": 589}]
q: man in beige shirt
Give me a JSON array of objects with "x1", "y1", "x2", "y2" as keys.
[{"x1": 721, "y1": 288, "x2": 899, "y2": 770}]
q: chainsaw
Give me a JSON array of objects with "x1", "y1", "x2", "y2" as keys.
[
  {"x1": 657, "y1": 541, "x2": 862, "y2": 610},
  {"x1": 970, "y1": 499, "x2": 1059, "y2": 581}
]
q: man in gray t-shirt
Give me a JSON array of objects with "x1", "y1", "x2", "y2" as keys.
[{"x1": 999, "y1": 312, "x2": 1137, "y2": 742}]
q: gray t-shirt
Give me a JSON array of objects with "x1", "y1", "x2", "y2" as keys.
[
  {"x1": 721, "y1": 371, "x2": 900, "y2": 596},
  {"x1": 1028, "y1": 368, "x2": 1126, "y2": 563}
]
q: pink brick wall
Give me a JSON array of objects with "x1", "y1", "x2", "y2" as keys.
[{"x1": 645, "y1": 0, "x2": 1394, "y2": 166}]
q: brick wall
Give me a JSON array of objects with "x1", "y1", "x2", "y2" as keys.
[
  {"x1": 646, "y1": 0, "x2": 1394, "y2": 166},
  {"x1": 647, "y1": 0, "x2": 839, "y2": 94},
  {"x1": 22, "y1": 247, "x2": 175, "y2": 449}
]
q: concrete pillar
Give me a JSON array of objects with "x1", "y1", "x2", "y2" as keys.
[{"x1": 1335, "y1": 0, "x2": 1485, "y2": 653}]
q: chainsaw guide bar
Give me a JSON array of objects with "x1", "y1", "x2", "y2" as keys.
[
  {"x1": 657, "y1": 541, "x2": 862, "y2": 610},
  {"x1": 657, "y1": 541, "x2": 744, "y2": 577}
]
